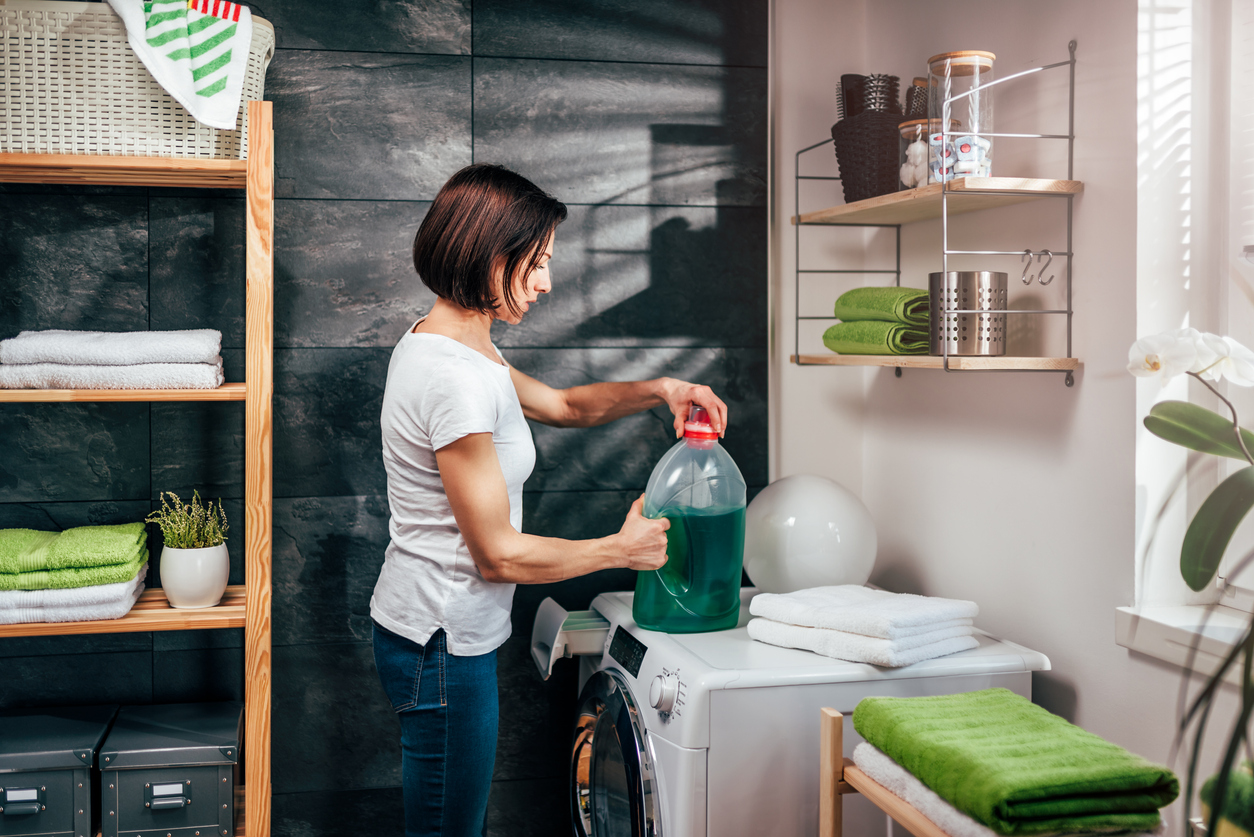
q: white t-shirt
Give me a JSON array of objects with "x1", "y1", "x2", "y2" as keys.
[{"x1": 370, "y1": 325, "x2": 536, "y2": 655}]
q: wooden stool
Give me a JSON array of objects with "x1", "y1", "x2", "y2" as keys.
[{"x1": 821, "y1": 708, "x2": 950, "y2": 837}]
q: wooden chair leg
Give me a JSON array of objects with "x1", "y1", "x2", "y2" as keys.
[{"x1": 821, "y1": 707, "x2": 844, "y2": 837}]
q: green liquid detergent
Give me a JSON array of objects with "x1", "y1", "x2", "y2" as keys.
[
  {"x1": 633, "y1": 506, "x2": 746, "y2": 633},
  {"x1": 633, "y1": 406, "x2": 747, "y2": 633}
]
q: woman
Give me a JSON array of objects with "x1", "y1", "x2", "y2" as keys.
[{"x1": 370, "y1": 163, "x2": 730, "y2": 837}]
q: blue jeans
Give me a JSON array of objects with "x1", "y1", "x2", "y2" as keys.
[{"x1": 372, "y1": 621, "x2": 498, "y2": 837}]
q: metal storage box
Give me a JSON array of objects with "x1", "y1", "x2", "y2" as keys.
[
  {"x1": 0, "y1": 704, "x2": 116, "y2": 837},
  {"x1": 100, "y1": 703, "x2": 241, "y2": 837}
]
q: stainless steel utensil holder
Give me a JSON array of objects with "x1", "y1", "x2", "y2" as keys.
[{"x1": 929, "y1": 271, "x2": 1007, "y2": 356}]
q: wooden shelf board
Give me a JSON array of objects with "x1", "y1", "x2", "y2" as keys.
[
  {"x1": 843, "y1": 764, "x2": 950, "y2": 837},
  {"x1": 0, "y1": 152, "x2": 247, "y2": 188},
  {"x1": 0, "y1": 585, "x2": 247, "y2": 638},
  {"x1": 791, "y1": 354, "x2": 1080, "y2": 371},
  {"x1": 792, "y1": 177, "x2": 1083, "y2": 226},
  {"x1": 0, "y1": 383, "x2": 246, "y2": 402}
]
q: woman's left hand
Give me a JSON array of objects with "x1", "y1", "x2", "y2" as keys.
[{"x1": 660, "y1": 378, "x2": 729, "y2": 438}]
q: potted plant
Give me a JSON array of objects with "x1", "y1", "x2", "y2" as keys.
[
  {"x1": 146, "y1": 490, "x2": 230, "y2": 609},
  {"x1": 1129, "y1": 328, "x2": 1254, "y2": 835}
]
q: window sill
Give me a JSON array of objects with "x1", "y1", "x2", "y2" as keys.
[{"x1": 1116, "y1": 604, "x2": 1251, "y2": 677}]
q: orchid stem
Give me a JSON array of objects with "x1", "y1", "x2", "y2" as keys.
[{"x1": 1189, "y1": 372, "x2": 1254, "y2": 467}]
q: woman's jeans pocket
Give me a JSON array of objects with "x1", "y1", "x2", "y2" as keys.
[{"x1": 372, "y1": 620, "x2": 442, "y2": 713}]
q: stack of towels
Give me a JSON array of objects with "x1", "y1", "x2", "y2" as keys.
[
  {"x1": 0, "y1": 523, "x2": 149, "y2": 624},
  {"x1": 822, "y1": 287, "x2": 929, "y2": 356},
  {"x1": 850, "y1": 688, "x2": 1178, "y2": 837},
  {"x1": 0, "y1": 329, "x2": 225, "y2": 389},
  {"x1": 746, "y1": 585, "x2": 979, "y2": 667}
]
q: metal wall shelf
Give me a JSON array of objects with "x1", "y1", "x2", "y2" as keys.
[{"x1": 792, "y1": 41, "x2": 1080, "y2": 386}]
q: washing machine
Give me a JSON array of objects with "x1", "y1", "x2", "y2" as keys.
[{"x1": 531, "y1": 588, "x2": 1050, "y2": 837}]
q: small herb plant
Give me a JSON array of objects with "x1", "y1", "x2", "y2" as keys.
[{"x1": 146, "y1": 490, "x2": 229, "y2": 549}]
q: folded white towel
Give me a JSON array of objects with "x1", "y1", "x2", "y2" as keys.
[
  {"x1": 0, "y1": 329, "x2": 223, "y2": 366},
  {"x1": 747, "y1": 617, "x2": 978, "y2": 667},
  {"x1": 0, "y1": 565, "x2": 148, "y2": 610},
  {"x1": 0, "y1": 360, "x2": 224, "y2": 390},
  {"x1": 105, "y1": 0, "x2": 253, "y2": 130},
  {"x1": 0, "y1": 564, "x2": 147, "y2": 625},
  {"x1": 749, "y1": 585, "x2": 978, "y2": 639},
  {"x1": 850, "y1": 743, "x2": 1164, "y2": 837}
]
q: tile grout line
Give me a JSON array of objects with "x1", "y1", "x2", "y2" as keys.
[{"x1": 271, "y1": 44, "x2": 767, "y2": 71}]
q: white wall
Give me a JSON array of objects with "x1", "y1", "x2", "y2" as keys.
[
  {"x1": 770, "y1": 0, "x2": 1209, "y2": 825},
  {"x1": 769, "y1": 0, "x2": 867, "y2": 491}
]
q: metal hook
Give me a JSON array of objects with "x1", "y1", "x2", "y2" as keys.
[
  {"x1": 1020, "y1": 249, "x2": 1035, "y2": 284},
  {"x1": 1036, "y1": 249, "x2": 1055, "y2": 285}
]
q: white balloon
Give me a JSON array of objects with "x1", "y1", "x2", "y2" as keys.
[{"x1": 743, "y1": 475, "x2": 877, "y2": 593}]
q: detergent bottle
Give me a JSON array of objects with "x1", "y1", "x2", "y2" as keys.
[{"x1": 633, "y1": 405, "x2": 747, "y2": 633}]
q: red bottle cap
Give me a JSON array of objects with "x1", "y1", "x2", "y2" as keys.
[{"x1": 683, "y1": 406, "x2": 718, "y2": 441}]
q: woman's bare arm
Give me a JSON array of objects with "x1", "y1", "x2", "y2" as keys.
[
  {"x1": 436, "y1": 433, "x2": 669, "y2": 584},
  {"x1": 509, "y1": 367, "x2": 728, "y2": 438}
]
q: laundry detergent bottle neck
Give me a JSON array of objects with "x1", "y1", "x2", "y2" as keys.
[{"x1": 633, "y1": 406, "x2": 747, "y2": 633}]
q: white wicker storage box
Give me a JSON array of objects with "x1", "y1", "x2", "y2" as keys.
[{"x1": 1, "y1": 0, "x2": 274, "y2": 158}]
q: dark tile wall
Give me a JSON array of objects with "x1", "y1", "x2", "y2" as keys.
[{"x1": 0, "y1": 2, "x2": 766, "y2": 834}]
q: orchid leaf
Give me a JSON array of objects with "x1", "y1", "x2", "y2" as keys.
[
  {"x1": 1181, "y1": 467, "x2": 1254, "y2": 591},
  {"x1": 1145, "y1": 401, "x2": 1254, "y2": 461}
]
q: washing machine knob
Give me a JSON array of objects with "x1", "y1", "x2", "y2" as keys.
[{"x1": 649, "y1": 673, "x2": 678, "y2": 713}]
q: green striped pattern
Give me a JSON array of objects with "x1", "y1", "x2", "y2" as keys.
[{"x1": 142, "y1": 0, "x2": 236, "y2": 98}]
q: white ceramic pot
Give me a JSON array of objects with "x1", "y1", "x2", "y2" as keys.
[{"x1": 160, "y1": 543, "x2": 230, "y2": 609}]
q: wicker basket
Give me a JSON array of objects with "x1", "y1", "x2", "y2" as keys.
[
  {"x1": 1, "y1": 0, "x2": 274, "y2": 159},
  {"x1": 831, "y1": 111, "x2": 904, "y2": 204}
]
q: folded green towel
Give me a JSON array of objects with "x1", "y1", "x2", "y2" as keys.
[
  {"x1": 0, "y1": 549, "x2": 148, "y2": 591},
  {"x1": 0, "y1": 523, "x2": 146, "y2": 574},
  {"x1": 823, "y1": 321, "x2": 928, "y2": 355},
  {"x1": 0, "y1": 529, "x2": 58, "y2": 574},
  {"x1": 834, "y1": 287, "x2": 930, "y2": 327},
  {"x1": 853, "y1": 688, "x2": 1178, "y2": 835}
]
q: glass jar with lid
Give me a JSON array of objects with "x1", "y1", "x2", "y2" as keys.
[
  {"x1": 899, "y1": 118, "x2": 959, "y2": 190},
  {"x1": 927, "y1": 50, "x2": 995, "y2": 181}
]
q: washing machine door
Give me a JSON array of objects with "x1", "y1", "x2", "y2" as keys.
[{"x1": 571, "y1": 669, "x2": 661, "y2": 837}]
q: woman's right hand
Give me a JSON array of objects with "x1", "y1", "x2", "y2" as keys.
[{"x1": 617, "y1": 495, "x2": 669, "y2": 570}]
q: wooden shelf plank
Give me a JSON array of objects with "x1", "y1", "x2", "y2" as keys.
[
  {"x1": 792, "y1": 177, "x2": 1083, "y2": 226},
  {"x1": 843, "y1": 764, "x2": 951, "y2": 837},
  {"x1": 0, "y1": 152, "x2": 247, "y2": 188},
  {"x1": 791, "y1": 354, "x2": 1080, "y2": 371},
  {"x1": 0, "y1": 383, "x2": 246, "y2": 402},
  {"x1": 0, "y1": 586, "x2": 246, "y2": 638}
]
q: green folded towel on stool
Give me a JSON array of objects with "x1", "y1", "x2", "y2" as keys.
[
  {"x1": 823, "y1": 321, "x2": 928, "y2": 355},
  {"x1": 0, "y1": 522, "x2": 146, "y2": 574},
  {"x1": 0, "y1": 550, "x2": 148, "y2": 591},
  {"x1": 834, "y1": 287, "x2": 930, "y2": 327},
  {"x1": 853, "y1": 688, "x2": 1178, "y2": 835}
]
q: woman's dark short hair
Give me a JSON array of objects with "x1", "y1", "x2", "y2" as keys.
[{"x1": 413, "y1": 164, "x2": 568, "y2": 319}]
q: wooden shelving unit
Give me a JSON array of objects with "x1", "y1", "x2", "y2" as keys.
[
  {"x1": 789, "y1": 355, "x2": 1080, "y2": 371},
  {"x1": 790, "y1": 177, "x2": 1084, "y2": 227},
  {"x1": 0, "y1": 101, "x2": 275, "y2": 837}
]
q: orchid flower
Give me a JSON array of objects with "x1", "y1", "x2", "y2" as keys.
[
  {"x1": 1128, "y1": 331, "x2": 1197, "y2": 385},
  {"x1": 1194, "y1": 335, "x2": 1254, "y2": 387}
]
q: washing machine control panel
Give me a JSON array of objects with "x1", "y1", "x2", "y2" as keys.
[{"x1": 608, "y1": 625, "x2": 647, "y2": 677}]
